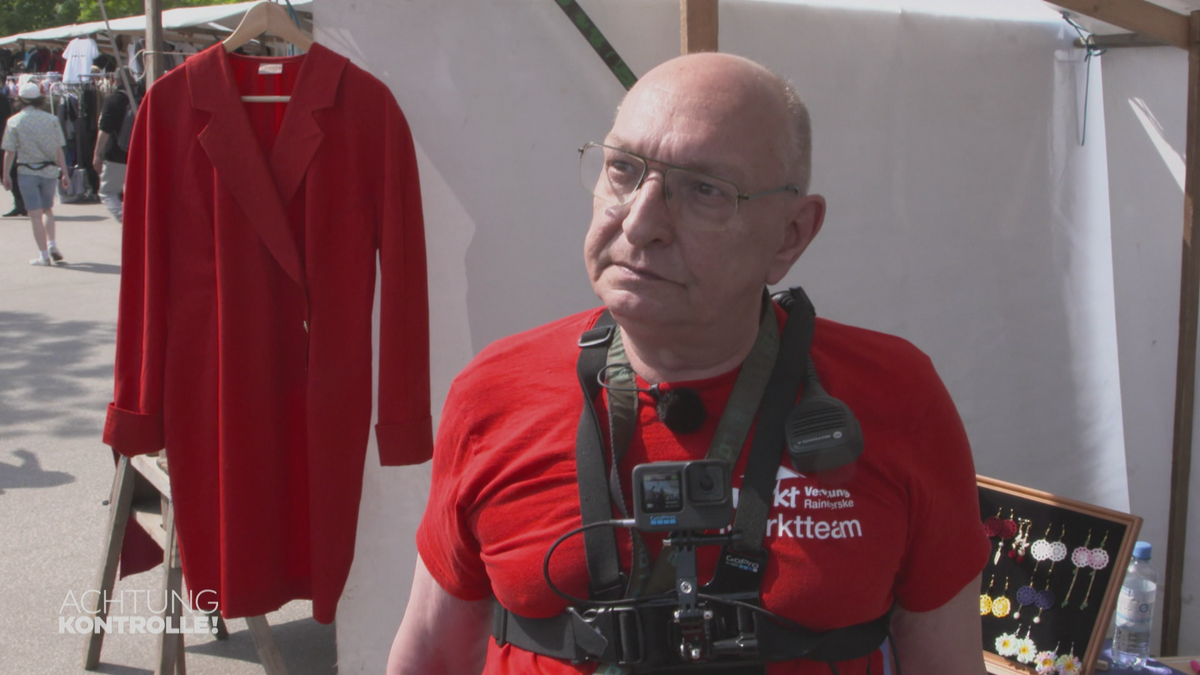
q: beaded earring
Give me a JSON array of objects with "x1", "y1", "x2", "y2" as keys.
[
  {"x1": 1079, "y1": 531, "x2": 1110, "y2": 610},
  {"x1": 1008, "y1": 520, "x2": 1034, "y2": 563}
]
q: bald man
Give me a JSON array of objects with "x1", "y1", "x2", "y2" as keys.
[{"x1": 387, "y1": 53, "x2": 989, "y2": 675}]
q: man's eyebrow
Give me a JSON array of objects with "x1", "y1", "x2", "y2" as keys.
[{"x1": 602, "y1": 136, "x2": 741, "y2": 182}]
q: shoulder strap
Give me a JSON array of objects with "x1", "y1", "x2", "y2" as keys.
[
  {"x1": 575, "y1": 310, "x2": 626, "y2": 600},
  {"x1": 732, "y1": 288, "x2": 816, "y2": 552}
]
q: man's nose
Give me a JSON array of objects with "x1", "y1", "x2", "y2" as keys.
[{"x1": 620, "y1": 170, "x2": 675, "y2": 246}]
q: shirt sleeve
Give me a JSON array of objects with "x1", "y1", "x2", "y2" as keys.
[
  {"x1": 891, "y1": 362, "x2": 990, "y2": 613},
  {"x1": 415, "y1": 378, "x2": 494, "y2": 602},
  {"x1": 1, "y1": 120, "x2": 14, "y2": 152}
]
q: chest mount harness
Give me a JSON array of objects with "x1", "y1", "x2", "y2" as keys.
[{"x1": 491, "y1": 288, "x2": 898, "y2": 674}]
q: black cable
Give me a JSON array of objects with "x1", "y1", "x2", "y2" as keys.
[
  {"x1": 828, "y1": 662, "x2": 841, "y2": 675},
  {"x1": 543, "y1": 519, "x2": 674, "y2": 607}
]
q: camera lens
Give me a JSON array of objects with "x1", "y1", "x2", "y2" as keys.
[{"x1": 686, "y1": 462, "x2": 728, "y2": 504}]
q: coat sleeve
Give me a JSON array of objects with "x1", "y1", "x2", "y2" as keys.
[
  {"x1": 102, "y1": 86, "x2": 169, "y2": 457},
  {"x1": 373, "y1": 93, "x2": 433, "y2": 466}
]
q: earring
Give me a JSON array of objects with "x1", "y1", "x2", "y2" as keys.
[
  {"x1": 1009, "y1": 520, "x2": 1034, "y2": 563},
  {"x1": 1056, "y1": 643, "x2": 1082, "y2": 675},
  {"x1": 1016, "y1": 626, "x2": 1038, "y2": 664},
  {"x1": 981, "y1": 574, "x2": 996, "y2": 616},
  {"x1": 1061, "y1": 529, "x2": 1093, "y2": 607},
  {"x1": 1014, "y1": 582, "x2": 1037, "y2": 620},
  {"x1": 1079, "y1": 531, "x2": 1110, "y2": 610},
  {"x1": 996, "y1": 628, "x2": 1020, "y2": 657},
  {"x1": 990, "y1": 509, "x2": 1020, "y2": 564},
  {"x1": 1029, "y1": 526, "x2": 1063, "y2": 624},
  {"x1": 991, "y1": 577, "x2": 1012, "y2": 618},
  {"x1": 1035, "y1": 643, "x2": 1061, "y2": 675}
]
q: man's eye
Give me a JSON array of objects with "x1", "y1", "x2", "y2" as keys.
[{"x1": 607, "y1": 159, "x2": 638, "y2": 176}]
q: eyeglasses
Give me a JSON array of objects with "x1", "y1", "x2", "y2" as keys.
[{"x1": 578, "y1": 142, "x2": 800, "y2": 232}]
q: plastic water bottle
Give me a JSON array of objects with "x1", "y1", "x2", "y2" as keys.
[{"x1": 1113, "y1": 541, "x2": 1157, "y2": 670}]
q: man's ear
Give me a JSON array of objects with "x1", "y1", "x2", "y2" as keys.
[{"x1": 766, "y1": 194, "x2": 826, "y2": 285}]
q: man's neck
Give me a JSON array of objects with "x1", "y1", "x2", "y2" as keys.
[{"x1": 615, "y1": 306, "x2": 762, "y2": 384}]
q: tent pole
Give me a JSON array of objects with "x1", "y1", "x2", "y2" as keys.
[
  {"x1": 144, "y1": 0, "x2": 164, "y2": 85},
  {"x1": 1161, "y1": 11, "x2": 1200, "y2": 657},
  {"x1": 681, "y1": 0, "x2": 718, "y2": 54}
]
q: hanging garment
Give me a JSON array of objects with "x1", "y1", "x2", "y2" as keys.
[
  {"x1": 104, "y1": 43, "x2": 433, "y2": 623},
  {"x1": 62, "y1": 38, "x2": 99, "y2": 83}
]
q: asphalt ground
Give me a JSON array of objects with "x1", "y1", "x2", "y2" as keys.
[{"x1": 0, "y1": 195, "x2": 337, "y2": 674}]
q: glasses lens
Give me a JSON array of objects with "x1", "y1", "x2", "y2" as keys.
[
  {"x1": 665, "y1": 169, "x2": 739, "y2": 231},
  {"x1": 581, "y1": 144, "x2": 644, "y2": 205}
]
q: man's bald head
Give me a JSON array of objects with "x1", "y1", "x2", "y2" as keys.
[{"x1": 617, "y1": 53, "x2": 813, "y2": 194}]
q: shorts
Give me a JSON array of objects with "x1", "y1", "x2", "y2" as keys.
[
  {"x1": 99, "y1": 161, "x2": 126, "y2": 196},
  {"x1": 16, "y1": 173, "x2": 56, "y2": 211}
]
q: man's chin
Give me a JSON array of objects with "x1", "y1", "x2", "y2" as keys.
[{"x1": 598, "y1": 289, "x2": 680, "y2": 325}]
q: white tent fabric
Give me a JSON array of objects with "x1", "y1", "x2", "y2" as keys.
[
  {"x1": 0, "y1": 0, "x2": 312, "y2": 46},
  {"x1": 308, "y1": 0, "x2": 1200, "y2": 670}
]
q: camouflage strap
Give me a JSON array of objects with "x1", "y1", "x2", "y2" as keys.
[{"x1": 553, "y1": 0, "x2": 638, "y2": 90}]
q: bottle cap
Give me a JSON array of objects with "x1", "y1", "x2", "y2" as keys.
[{"x1": 1133, "y1": 541, "x2": 1152, "y2": 560}]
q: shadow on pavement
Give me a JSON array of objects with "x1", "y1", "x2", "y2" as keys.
[
  {"x1": 0, "y1": 448, "x2": 75, "y2": 494},
  {"x1": 90, "y1": 664, "x2": 152, "y2": 675},
  {"x1": 60, "y1": 262, "x2": 121, "y2": 275},
  {"x1": 54, "y1": 215, "x2": 110, "y2": 222},
  {"x1": 0, "y1": 311, "x2": 115, "y2": 441},
  {"x1": 185, "y1": 616, "x2": 337, "y2": 673}
]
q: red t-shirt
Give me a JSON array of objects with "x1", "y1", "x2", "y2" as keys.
[{"x1": 416, "y1": 307, "x2": 990, "y2": 674}]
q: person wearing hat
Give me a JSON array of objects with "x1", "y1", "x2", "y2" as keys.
[{"x1": 2, "y1": 80, "x2": 72, "y2": 266}]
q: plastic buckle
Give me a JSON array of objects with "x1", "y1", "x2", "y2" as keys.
[{"x1": 578, "y1": 325, "x2": 614, "y2": 348}]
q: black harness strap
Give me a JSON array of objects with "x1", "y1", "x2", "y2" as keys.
[
  {"x1": 495, "y1": 293, "x2": 890, "y2": 671},
  {"x1": 732, "y1": 288, "x2": 815, "y2": 551},
  {"x1": 575, "y1": 311, "x2": 625, "y2": 600}
]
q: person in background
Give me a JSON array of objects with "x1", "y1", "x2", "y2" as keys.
[
  {"x1": 2, "y1": 81, "x2": 72, "y2": 266},
  {"x1": 93, "y1": 69, "x2": 141, "y2": 223},
  {"x1": 0, "y1": 90, "x2": 25, "y2": 217}
]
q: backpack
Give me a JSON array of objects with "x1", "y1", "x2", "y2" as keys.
[{"x1": 116, "y1": 99, "x2": 133, "y2": 152}]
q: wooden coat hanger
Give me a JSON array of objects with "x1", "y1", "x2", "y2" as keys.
[{"x1": 222, "y1": 1, "x2": 313, "y2": 102}]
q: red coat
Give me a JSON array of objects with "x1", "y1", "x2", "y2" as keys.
[{"x1": 103, "y1": 43, "x2": 433, "y2": 623}]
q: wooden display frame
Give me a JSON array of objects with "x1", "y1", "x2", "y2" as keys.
[{"x1": 978, "y1": 476, "x2": 1142, "y2": 675}]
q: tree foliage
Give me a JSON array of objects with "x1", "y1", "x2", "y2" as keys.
[{"x1": 1, "y1": 0, "x2": 244, "y2": 38}]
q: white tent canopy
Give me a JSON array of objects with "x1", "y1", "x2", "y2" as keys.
[{"x1": 0, "y1": 0, "x2": 312, "y2": 47}]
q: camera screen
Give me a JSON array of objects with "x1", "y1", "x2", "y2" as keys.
[{"x1": 640, "y1": 470, "x2": 682, "y2": 514}]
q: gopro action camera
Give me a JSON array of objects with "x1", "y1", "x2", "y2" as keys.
[{"x1": 632, "y1": 459, "x2": 733, "y2": 532}]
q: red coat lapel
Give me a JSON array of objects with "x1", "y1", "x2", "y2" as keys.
[{"x1": 184, "y1": 44, "x2": 348, "y2": 288}]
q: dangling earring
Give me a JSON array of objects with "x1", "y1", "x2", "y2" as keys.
[
  {"x1": 1061, "y1": 529, "x2": 1093, "y2": 607},
  {"x1": 1035, "y1": 643, "x2": 1061, "y2": 675},
  {"x1": 991, "y1": 577, "x2": 1012, "y2": 618},
  {"x1": 1056, "y1": 643, "x2": 1082, "y2": 675},
  {"x1": 989, "y1": 509, "x2": 1020, "y2": 564},
  {"x1": 1079, "y1": 531, "x2": 1110, "y2": 610},
  {"x1": 1029, "y1": 525, "x2": 1064, "y2": 624},
  {"x1": 1016, "y1": 625, "x2": 1038, "y2": 664},
  {"x1": 1008, "y1": 519, "x2": 1034, "y2": 563},
  {"x1": 981, "y1": 574, "x2": 996, "y2": 616},
  {"x1": 996, "y1": 628, "x2": 1019, "y2": 657}
]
